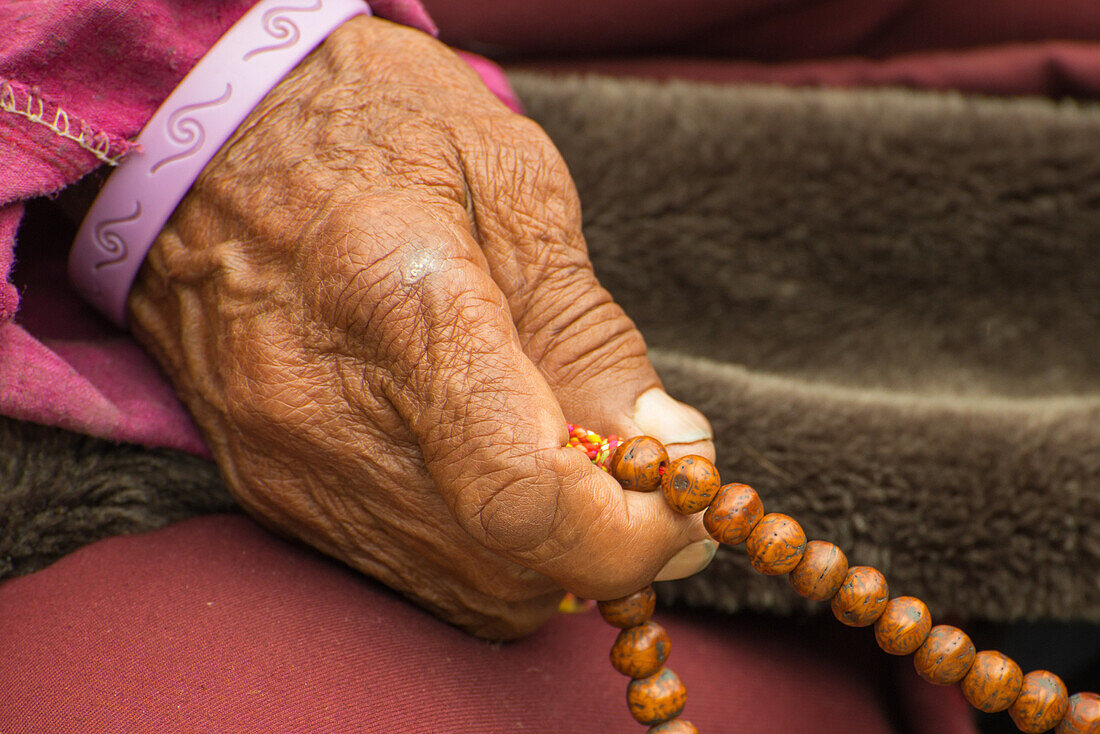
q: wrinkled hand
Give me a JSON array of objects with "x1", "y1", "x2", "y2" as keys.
[{"x1": 129, "y1": 16, "x2": 714, "y2": 638}]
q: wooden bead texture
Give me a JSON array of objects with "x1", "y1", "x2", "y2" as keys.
[
  {"x1": 611, "y1": 621, "x2": 671, "y2": 679},
  {"x1": 704, "y1": 483, "x2": 763, "y2": 545},
  {"x1": 745, "y1": 513, "x2": 807, "y2": 575},
  {"x1": 874, "y1": 596, "x2": 932, "y2": 656},
  {"x1": 961, "y1": 650, "x2": 1023, "y2": 713},
  {"x1": 627, "y1": 668, "x2": 687, "y2": 726},
  {"x1": 1009, "y1": 670, "x2": 1069, "y2": 734},
  {"x1": 661, "y1": 455, "x2": 721, "y2": 514},
  {"x1": 610, "y1": 436, "x2": 669, "y2": 493},
  {"x1": 648, "y1": 719, "x2": 699, "y2": 734},
  {"x1": 789, "y1": 540, "x2": 848, "y2": 601},
  {"x1": 1056, "y1": 692, "x2": 1100, "y2": 734},
  {"x1": 599, "y1": 587, "x2": 656, "y2": 629},
  {"x1": 574, "y1": 423, "x2": 1094, "y2": 734},
  {"x1": 913, "y1": 625, "x2": 976, "y2": 685},
  {"x1": 831, "y1": 566, "x2": 889, "y2": 627}
]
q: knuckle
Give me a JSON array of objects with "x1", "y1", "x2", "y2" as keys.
[
  {"x1": 457, "y1": 602, "x2": 553, "y2": 641},
  {"x1": 507, "y1": 115, "x2": 558, "y2": 158},
  {"x1": 493, "y1": 116, "x2": 580, "y2": 214},
  {"x1": 309, "y1": 199, "x2": 478, "y2": 335},
  {"x1": 522, "y1": 279, "x2": 649, "y2": 382}
]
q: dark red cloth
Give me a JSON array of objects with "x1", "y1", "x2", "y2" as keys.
[
  {"x1": 426, "y1": 0, "x2": 1100, "y2": 98},
  {"x1": 426, "y1": 0, "x2": 1100, "y2": 59},
  {"x1": 513, "y1": 44, "x2": 1100, "y2": 99},
  {"x1": 0, "y1": 515, "x2": 976, "y2": 733}
]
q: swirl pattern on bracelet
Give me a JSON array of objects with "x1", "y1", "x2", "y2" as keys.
[
  {"x1": 92, "y1": 201, "x2": 142, "y2": 272},
  {"x1": 149, "y1": 84, "x2": 234, "y2": 174},
  {"x1": 243, "y1": 0, "x2": 324, "y2": 60}
]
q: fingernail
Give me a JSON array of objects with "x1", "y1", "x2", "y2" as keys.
[
  {"x1": 632, "y1": 388, "x2": 713, "y2": 446},
  {"x1": 654, "y1": 538, "x2": 718, "y2": 582}
]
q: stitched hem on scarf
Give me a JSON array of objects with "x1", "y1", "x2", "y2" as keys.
[{"x1": 0, "y1": 79, "x2": 135, "y2": 166}]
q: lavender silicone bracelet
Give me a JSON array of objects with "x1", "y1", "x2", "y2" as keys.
[{"x1": 69, "y1": 0, "x2": 371, "y2": 327}]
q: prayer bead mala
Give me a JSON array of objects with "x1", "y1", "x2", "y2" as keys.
[{"x1": 565, "y1": 424, "x2": 1100, "y2": 734}]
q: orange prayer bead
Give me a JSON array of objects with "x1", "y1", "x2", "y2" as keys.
[
  {"x1": 874, "y1": 596, "x2": 932, "y2": 656},
  {"x1": 661, "y1": 455, "x2": 721, "y2": 514},
  {"x1": 913, "y1": 625, "x2": 976, "y2": 685},
  {"x1": 789, "y1": 540, "x2": 848, "y2": 601},
  {"x1": 648, "y1": 719, "x2": 700, "y2": 734},
  {"x1": 610, "y1": 621, "x2": 671, "y2": 679},
  {"x1": 961, "y1": 650, "x2": 1023, "y2": 713},
  {"x1": 704, "y1": 483, "x2": 764, "y2": 545},
  {"x1": 1056, "y1": 692, "x2": 1100, "y2": 734},
  {"x1": 1010, "y1": 671, "x2": 1069, "y2": 733},
  {"x1": 599, "y1": 587, "x2": 656, "y2": 629},
  {"x1": 745, "y1": 513, "x2": 807, "y2": 575},
  {"x1": 627, "y1": 668, "x2": 687, "y2": 726},
  {"x1": 831, "y1": 566, "x2": 889, "y2": 627},
  {"x1": 610, "y1": 436, "x2": 669, "y2": 493}
]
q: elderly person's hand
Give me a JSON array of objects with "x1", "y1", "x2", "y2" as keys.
[{"x1": 128, "y1": 16, "x2": 714, "y2": 639}]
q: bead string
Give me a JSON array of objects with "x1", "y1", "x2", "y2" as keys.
[{"x1": 565, "y1": 426, "x2": 1100, "y2": 734}]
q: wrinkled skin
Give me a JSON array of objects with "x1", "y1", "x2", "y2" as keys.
[{"x1": 129, "y1": 17, "x2": 713, "y2": 639}]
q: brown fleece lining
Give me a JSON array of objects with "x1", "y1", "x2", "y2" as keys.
[
  {"x1": 513, "y1": 74, "x2": 1099, "y2": 621},
  {"x1": 2, "y1": 74, "x2": 1096, "y2": 622}
]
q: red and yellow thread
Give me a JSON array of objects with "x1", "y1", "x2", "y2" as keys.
[{"x1": 566, "y1": 423, "x2": 622, "y2": 472}]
